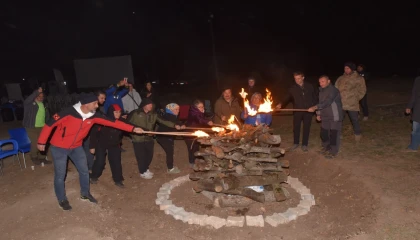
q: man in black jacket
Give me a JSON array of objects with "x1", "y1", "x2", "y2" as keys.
[
  {"x1": 405, "y1": 74, "x2": 420, "y2": 152},
  {"x1": 276, "y1": 71, "x2": 317, "y2": 152}
]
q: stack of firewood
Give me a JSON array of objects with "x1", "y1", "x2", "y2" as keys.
[{"x1": 190, "y1": 124, "x2": 290, "y2": 208}]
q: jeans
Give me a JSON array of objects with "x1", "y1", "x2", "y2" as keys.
[
  {"x1": 50, "y1": 145, "x2": 90, "y2": 201},
  {"x1": 359, "y1": 94, "x2": 369, "y2": 117},
  {"x1": 344, "y1": 110, "x2": 361, "y2": 135},
  {"x1": 293, "y1": 112, "x2": 313, "y2": 146},
  {"x1": 408, "y1": 121, "x2": 420, "y2": 150},
  {"x1": 83, "y1": 137, "x2": 94, "y2": 170},
  {"x1": 133, "y1": 141, "x2": 154, "y2": 174}
]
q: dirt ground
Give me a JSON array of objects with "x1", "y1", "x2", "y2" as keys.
[{"x1": 1, "y1": 79, "x2": 419, "y2": 240}]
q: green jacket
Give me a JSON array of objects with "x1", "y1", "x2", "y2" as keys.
[{"x1": 128, "y1": 109, "x2": 175, "y2": 142}]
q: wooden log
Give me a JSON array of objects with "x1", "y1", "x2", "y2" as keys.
[
  {"x1": 189, "y1": 171, "x2": 223, "y2": 181},
  {"x1": 221, "y1": 175, "x2": 240, "y2": 190},
  {"x1": 272, "y1": 183, "x2": 290, "y2": 202},
  {"x1": 212, "y1": 145, "x2": 225, "y2": 159},
  {"x1": 249, "y1": 165, "x2": 283, "y2": 172},
  {"x1": 223, "y1": 153, "x2": 278, "y2": 163},
  {"x1": 278, "y1": 159, "x2": 290, "y2": 168},
  {"x1": 223, "y1": 187, "x2": 265, "y2": 203},
  {"x1": 235, "y1": 173, "x2": 288, "y2": 187},
  {"x1": 258, "y1": 133, "x2": 281, "y2": 145},
  {"x1": 193, "y1": 179, "x2": 224, "y2": 193}
]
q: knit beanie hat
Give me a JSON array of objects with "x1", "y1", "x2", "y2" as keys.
[
  {"x1": 344, "y1": 62, "x2": 356, "y2": 71},
  {"x1": 80, "y1": 93, "x2": 98, "y2": 105}
]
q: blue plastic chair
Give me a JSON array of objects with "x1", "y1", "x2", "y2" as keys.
[
  {"x1": 0, "y1": 139, "x2": 21, "y2": 175},
  {"x1": 8, "y1": 128, "x2": 31, "y2": 169}
]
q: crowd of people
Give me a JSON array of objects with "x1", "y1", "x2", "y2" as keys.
[{"x1": 25, "y1": 61, "x2": 418, "y2": 211}]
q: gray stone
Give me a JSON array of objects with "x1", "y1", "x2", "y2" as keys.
[
  {"x1": 226, "y1": 216, "x2": 245, "y2": 227},
  {"x1": 204, "y1": 216, "x2": 226, "y2": 229},
  {"x1": 157, "y1": 192, "x2": 170, "y2": 198},
  {"x1": 298, "y1": 199, "x2": 312, "y2": 210},
  {"x1": 164, "y1": 205, "x2": 176, "y2": 215},
  {"x1": 246, "y1": 215, "x2": 264, "y2": 227},
  {"x1": 301, "y1": 194, "x2": 316, "y2": 205},
  {"x1": 265, "y1": 214, "x2": 280, "y2": 227},
  {"x1": 196, "y1": 215, "x2": 209, "y2": 226},
  {"x1": 159, "y1": 200, "x2": 173, "y2": 210},
  {"x1": 281, "y1": 209, "x2": 297, "y2": 221},
  {"x1": 291, "y1": 206, "x2": 309, "y2": 216}
]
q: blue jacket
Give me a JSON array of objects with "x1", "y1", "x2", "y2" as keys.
[
  {"x1": 240, "y1": 104, "x2": 272, "y2": 126},
  {"x1": 104, "y1": 85, "x2": 128, "y2": 112}
]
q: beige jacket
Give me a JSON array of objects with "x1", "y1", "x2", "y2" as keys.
[{"x1": 335, "y1": 71, "x2": 366, "y2": 111}]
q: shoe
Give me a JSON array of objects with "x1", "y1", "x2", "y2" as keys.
[
  {"x1": 355, "y1": 135, "x2": 362, "y2": 142},
  {"x1": 140, "y1": 172, "x2": 153, "y2": 179},
  {"x1": 403, "y1": 148, "x2": 418, "y2": 153},
  {"x1": 301, "y1": 145, "x2": 308, "y2": 152},
  {"x1": 324, "y1": 152, "x2": 337, "y2": 159},
  {"x1": 318, "y1": 147, "x2": 330, "y2": 154},
  {"x1": 167, "y1": 167, "x2": 181, "y2": 174},
  {"x1": 114, "y1": 181, "x2": 125, "y2": 188},
  {"x1": 146, "y1": 169, "x2": 154, "y2": 176},
  {"x1": 363, "y1": 116, "x2": 368, "y2": 121},
  {"x1": 59, "y1": 200, "x2": 72, "y2": 211},
  {"x1": 288, "y1": 144, "x2": 299, "y2": 151},
  {"x1": 90, "y1": 178, "x2": 98, "y2": 184},
  {"x1": 81, "y1": 193, "x2": 98, "y2": 203}
]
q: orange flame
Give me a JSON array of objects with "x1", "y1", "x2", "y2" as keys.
[
  {"x1": 226, "y1": 115, "x2": 239, "y2": 131},
  {"x1": 257, "y1": 88, "x2": 273, "y2": 113},
  {"x1": 211, "y1": 127, "x2": 225, "y2": 132},
  {"x1": 193, "y1": 130, "x2": 209, "y2": 137}
]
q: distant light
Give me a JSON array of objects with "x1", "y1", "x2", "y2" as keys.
[
  {"x1": 133, "y1": 12, "x2": 135, "y2": 14},
  {"x1": 180, "y1": 82, "x2": 184, "y2": 85},
  {"x1": 63, "y1": 81, "x2": 67, "y2": 85},
  {"x1": 22, "y1": 78, "x2": 25, "y2": 81},
  {"x1": 152, "y1": 81, "x2": 156, "y2": 84}
]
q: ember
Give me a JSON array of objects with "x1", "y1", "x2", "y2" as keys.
[{"x1": 190, "y1": 124, "x2": 290, "y2": 207}]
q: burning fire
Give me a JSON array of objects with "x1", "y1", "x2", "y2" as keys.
[
  {"x1": 240, "y1": 88, "x2": 273, "y2": 116},
  {"x1": 226, "y1": 115, "x2": 239, "y2": 131},
  {"x1": 211, "y1": 127, "x2": 225, "y2": 132},
  {"x1": 193, "y1": 130, "x2": 209, "y2": 137}
]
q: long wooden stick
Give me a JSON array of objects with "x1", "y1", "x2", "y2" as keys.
[
  {"x1": 273, "y1": 109, "x2": 309, "y2": 112},
  {"x1": 183, "y1": 127, "x2": 213, "y2": 131},
  {"x1": 142, "y1": 131, "x2": 197, "y2": 136}
]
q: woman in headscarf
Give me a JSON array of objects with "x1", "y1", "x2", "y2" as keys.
[
  {"x1": 89, "y1": 104, "x2": 126, "y2": 188},
  {"x1": 185, "y1": 99, "x2": 213, "y2": 168},
  {"x1": 241, "y1": 92, "x2": 272, "y2": 126},
  {"x1": 156, "y1": 103, "x2": 182, "y2": 174}
]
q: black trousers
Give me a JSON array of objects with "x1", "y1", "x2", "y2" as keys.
[
  {"x1": 133, "y1": 141, "x2": 154, "y2": 174},
  {"x1": 157, "y1": 137, "x2": 174, "y2": 169},
  {"x1": 185, "y1": 139, "x2": 200, "y2": 164},
  {"x1": 320, "y1": 120, "x2": 342, "y2": 155},
  {"x1": 91, "y1": 145, "x2": 123, "y2": 182},
  {"x1": 293, "y1": 112, "x2": 313, "y2": 146},
  {"x1": 359, "y1": 93, "x2": 369, "y2": 117}
]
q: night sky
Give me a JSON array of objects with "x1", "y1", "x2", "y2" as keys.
[{"x1": 2, "y1": 1, "x2": 420, "y2": 87}]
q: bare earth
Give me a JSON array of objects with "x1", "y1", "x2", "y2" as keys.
[{"x1": 0, "y1": 79, "x2": 419, "y2": 240}]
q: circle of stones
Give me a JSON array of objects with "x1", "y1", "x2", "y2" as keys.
[{"x1": 155, "y1": 174, "x2": 315, "y2": 228}]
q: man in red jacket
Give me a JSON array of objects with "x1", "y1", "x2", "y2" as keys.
[{"x1": 37, "y1": 93, "x2": 143, "y2": 211}]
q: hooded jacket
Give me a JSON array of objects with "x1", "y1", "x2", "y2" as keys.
[
  {"x1": 186, "y1": 105, "x2": 211, "y2": 127},
  {"x1": 104, "y1": 84, "x2": 129, "y2": 113},
  {"x1": 128, "y1": 108, "x2": 175, "y2": 142},
  {"x1": 213, "y1": 96, "x2": 242, "y2": 124},
  {"x1": 38, "y1": 102, "x2": 135, "y2": 149},
  {"x1": 335, "y1": 71, "x2": 366, "y2": 111},
  {"x1": 89, "y1": 104, "x2": 125, "y2": 149}
]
